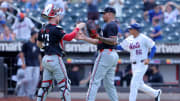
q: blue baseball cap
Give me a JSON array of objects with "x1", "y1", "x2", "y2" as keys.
[{"x1": 127, "y1": 23, "x2": 141, "y2": 31}]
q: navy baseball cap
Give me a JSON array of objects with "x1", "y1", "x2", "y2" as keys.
[
  {"x1": 99, "y1": 7, "x2": 116, "y2": 14},
  {"x1": 127, "y1": 23, "x2": 141, "y2": 31},
  {"x1": 31, "y1": 31, "x2": 37, "y2": 36}
]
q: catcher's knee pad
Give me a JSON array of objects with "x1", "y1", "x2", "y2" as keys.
[
  {"x1": 58, "y1": 79, "x2": 71, "y2": 101},
  {"x1": 37, "y1": 80, "x2": 53, "y2": 101}
]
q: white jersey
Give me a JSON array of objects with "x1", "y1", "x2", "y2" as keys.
[
  {"x1": 120, "y1": 34, "x2": 155, "y2": 61},
  {"x1": 12, "y1": 17, "x2": 34, "y2": 41},
  {"x1": 164, "y1": 9, "x2": 179, "y2": 24},
  {"x1": 109, "y1": 0, "x2": 124, "y2": 18}
]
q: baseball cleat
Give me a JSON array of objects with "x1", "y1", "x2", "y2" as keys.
[{"x1": 155, "y1": 89, "x2": 162, "y2": 101}]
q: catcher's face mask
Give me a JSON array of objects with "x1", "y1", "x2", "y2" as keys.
[{"x1": 41, "y1": 4, "x2": 63, "y2": 20}]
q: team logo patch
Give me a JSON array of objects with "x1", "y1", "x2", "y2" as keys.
[{"x1": 129, "y1": 42, "x2": 140, "y2": 49}]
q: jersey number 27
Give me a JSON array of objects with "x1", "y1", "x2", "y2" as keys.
[{"x1": 42, "y1": 33, "x2": 49, "y2": 46}]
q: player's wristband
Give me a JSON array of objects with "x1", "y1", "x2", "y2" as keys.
[{"x1": 116, "y1": 45, "x2": 124, "y2": 51}]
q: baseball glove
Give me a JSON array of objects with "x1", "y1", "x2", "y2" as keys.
[{"x1": 86, "y1": 20, "x2": 100, "y2": 38}]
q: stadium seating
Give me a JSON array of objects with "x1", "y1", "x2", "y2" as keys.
[{"x1": 11, "y1": 0, "x2": 180, "y2": 43}]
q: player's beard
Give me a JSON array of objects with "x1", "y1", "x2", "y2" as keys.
[
  {"x1": 35, "y1": 38, "x2": 37, "y2": 43},
  {"x1": 103, "y1": 14, "x2": 108, "y2": 22},
  {"x1": 103, "y1": 17, "x2": 107, "y2": 22}
]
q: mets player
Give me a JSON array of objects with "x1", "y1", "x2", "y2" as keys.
[
  {"x1": 116, "y1": 23, "x2": 161, "y2": 101},
  {"x1": 77, "y1": 7, "x2": 119, "y2": 101},
  {"x1": 36, "y1": 4, "x2": 85, "y2": 101}
]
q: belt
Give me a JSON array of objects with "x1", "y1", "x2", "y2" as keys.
[
  {"x1": 100, "y1": 49, "x2": 113, "y2": 52},
  {"x1": 47, "y1": 54, "x2": 61, "y2": 57},
  {"x1": 132, "y1": 60, "x2": 144, "y2": 64}
]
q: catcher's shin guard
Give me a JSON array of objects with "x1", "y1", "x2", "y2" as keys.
[
  {"x1": 37, "y1": 80, "x2": 53, "y2": 101},
  {"x1": 58, "y1": 79, "x2": 71, "y2": 101}
]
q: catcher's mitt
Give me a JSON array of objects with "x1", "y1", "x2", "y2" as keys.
[{"x1": 86, "y1": 20, "x2": 101, "y2": 38}]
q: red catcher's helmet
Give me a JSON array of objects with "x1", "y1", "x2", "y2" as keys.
[{"x1": 41, "y1": 4, "x2": 63, "y2": 19}]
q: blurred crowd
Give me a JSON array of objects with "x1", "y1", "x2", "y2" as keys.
[
  {"x1": 0, "y1": 0, "x2": 68, "y2": 41},
  {"x1": 0, "y1": 0, "x2": 179, "y2": 42}
]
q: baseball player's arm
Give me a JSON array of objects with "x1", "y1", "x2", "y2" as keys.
[
  {"x1": 83, "y1": 37, "x2": 99, "y2": 45},
  {"x1": 63, "y1": 22, "x2": 86, "y2": 41},
  {"x1": 162, "y1": 2, "x2": 169, "y2": 12},
  {"x1": 19, "y1": 52, "x2": 26, "y2": 69},
  {"x1": 148, "y1": 45, "x2": 156, "y2": 60},
  {"x1": 97, "y1": 23, "x2": 118, "y2": 45},
  {"x1": 168, "y1": 1, "x2": 180, "y2": 10},
  {"x1": 37, "y1": 30, "x2": 44, "y2": 49},
  {"x1": 63, "y1": 28, "x2": 79, "y2": 41},
  {"x1": 117, "y1": 37, "x2": 131, "y2": 51},
  {"x1": 76, "y1": 30, "x2": 99, "y2": 44},
  {"x1": 144, "y1": 35, "x2": 156, "y2": 64},
  {"x1": 37, "y1": 40, "x2": 44, "y2": 49},
  {"x1": 116, "y1": 45, "x2": 124, "y2": 50},
  {"x1": 144, "y1": 45, "x2": 156, "y2": 65},
  {"x1": 98, "y1": 36, "x2": 117, "y2": 45},
  {"x1": 38, "y1": 54, "x2": 43, "y2": 71}
]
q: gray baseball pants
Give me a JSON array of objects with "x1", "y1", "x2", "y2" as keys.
[
  {"x1": 86, "y1": 49, "x2": 119, "y2": 101},
  {"x1": 37, "y1": 55, "x2": 71, "y2": 101}
]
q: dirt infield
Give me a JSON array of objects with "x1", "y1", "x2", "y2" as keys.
[
  {"x1": 0, "y1": 97, "x2": 179, "y2": 101},
  {"x1": 0, "y1": 92, "x2": 180, "y2": 101}
]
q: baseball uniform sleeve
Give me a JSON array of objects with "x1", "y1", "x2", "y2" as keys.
[
  {"x1": 144, "y1": 35, "x2": 155, "y2": 48},
  {"x1": 106, "y1": 23, "x2": 118, "y2": 37},
  {"x1": 120, "y1": 37, "x2": 132, "y2": 52},
  {"x1": 12, "y1": 19, "x2": 18, "y2": 34},
  {"x1": 63, "y1": 28, "x2": 79, "y2": 41},
  {"x1": 54, "y1": 28, "x2": 66, "y2": 40},
  {"x1": 27, "y1": 18, "x2": 35, "y2": 29},
  {"x1": 172, "y1": 9, "x2": 179, "y2": 17}
]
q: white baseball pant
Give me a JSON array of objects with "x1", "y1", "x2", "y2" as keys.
[{"x1": 129, "y1": 61, "x2": 159, "y2": 101}]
